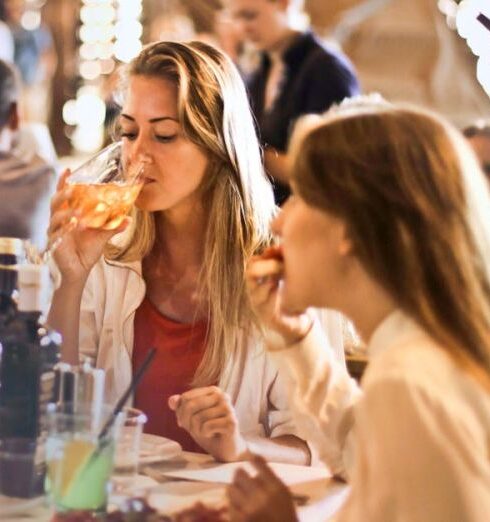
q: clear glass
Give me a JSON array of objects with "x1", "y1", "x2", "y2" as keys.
[
  {"x1": 45, "y1": 403, "x2": 123, "y2": 513},
  {"x1": 36, "y1": 141, "x2": 146, "y2": 262},
  {"x1": 112, "y1": 407, "x2": 147, "y2": 491},
  {"x1": 64, "y1": 141, "x2": 145, "y2": 231}
]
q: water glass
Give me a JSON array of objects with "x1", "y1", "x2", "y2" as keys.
[
  {"x1": 45, "y1": 403, "x2": 122, "y2": 513},
  {"x1": 112, "y1": 408, "x2": 147, "y2": 490}
]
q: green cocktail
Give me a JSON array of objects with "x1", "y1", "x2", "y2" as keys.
[
  {"x1": 45, "y1": 404, "x2": 120, "y2": 513},
  {"x1": 46, "y1": 436, "x2": 114, "y2": 511}
]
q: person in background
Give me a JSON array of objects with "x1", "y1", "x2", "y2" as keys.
[
  {"x1": 2, "y1": 0, "x2": 56, "y2": 123},
  {"x1": 224, "y1": 0, "x2": 360, "y2": 205},
  {"x1": 463, "y1": 121, "x2": 490, "y2": 183},
  {"x1": 0, "y1": 59, "x2": 55, "y2": 250},
  {"x1": 0, "y1": 0, "x2": 58, "y2": 172},
  {"x1": 228, "y1": 98, "x2": 490, "y2": 521},
  {"x1": 48, "y1": 41, "x2": 345, "y2": 463}
]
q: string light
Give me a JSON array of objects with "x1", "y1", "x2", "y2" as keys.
[
  {"x1": 114, "y1": 0, "x2": 143, "y2": 63},
  {"x1": 456, "y1": 0, "x2": 490, "y2": 96},
  {"x1": 63, "y1": 0, "x2": 144, "y2": 153},
  {"x1": 21, "y1": 9, "x2": 41, "y2": 30}
]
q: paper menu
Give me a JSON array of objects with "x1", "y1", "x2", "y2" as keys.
[{"x1": 160, "y1": 461, "x2": 331, "y2": 486}]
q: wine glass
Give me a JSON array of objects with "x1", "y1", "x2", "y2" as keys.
[
  {"x1": 63, "y1": 141, "x2": 145, "y2": 231},
  {"x1": 42, "y1": 141, "x2": 145, "y2": 260}
]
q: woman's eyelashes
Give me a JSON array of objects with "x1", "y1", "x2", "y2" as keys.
[
  {"x1": 119, "y1": 131, "x2": 176, "y2": 143},
  {"x1": 155, "y1": 134, "x2": 177, "y2": 143},
  {"x1": 120, "y1": 132, "x2": 136, "y2": 140}
]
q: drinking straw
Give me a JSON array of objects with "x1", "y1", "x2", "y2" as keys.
[
  {"x1": 74, "y1": 348, "x2": 157, "y2": 482},
  {"x1": 98, "y1": 347, "x2": 156, "y2": 442}
]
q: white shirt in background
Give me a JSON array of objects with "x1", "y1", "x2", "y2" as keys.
[
  {"x1": 0, "y1": 21, "x2": 14, "y2": 62},
  {"x1": 272, "y1": 310, "x2": 490, "y2": 521}
]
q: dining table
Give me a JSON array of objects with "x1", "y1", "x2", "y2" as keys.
[{"x1": 1, "y1": 450, "x2": 350, "y2": 522}]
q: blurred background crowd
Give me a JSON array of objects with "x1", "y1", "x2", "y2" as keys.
[{"x1": 0, "y1": 0, "x2": 489, "y2": 161}]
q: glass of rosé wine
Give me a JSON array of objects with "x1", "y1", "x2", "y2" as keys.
[
  {"x1": 64, "y1": 141, "x2": 145, "y2": 231},
  {"x1": 38, "y1": 142, "x2": 146, "y2": 262}
]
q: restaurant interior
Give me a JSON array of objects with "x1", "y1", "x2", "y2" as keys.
[{"x1": 0, "y1": 0, "x2": 489, "y2": 521}]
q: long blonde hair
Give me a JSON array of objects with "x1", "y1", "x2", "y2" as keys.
[
  {"x1": 290, "y1": 100, "x2": 490, "y2": 389},
  {"x1": 107, "y1": 41, "x2": 275, "y2": 386}
]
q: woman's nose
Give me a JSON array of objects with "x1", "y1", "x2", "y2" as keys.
[
  {"x1": 270, "y1": 209, "x2": 284, "y2": 237},
  {"x1": 129, "y1": 136, "x2": 153, "y2": 165},
  {"x1": 134, "y1": 152, "x2": 153, "y2": 165}
]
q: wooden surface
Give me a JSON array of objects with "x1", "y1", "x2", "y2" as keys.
[{"x1": 1, "y1": 451, "x2": 350, "y2": 521}]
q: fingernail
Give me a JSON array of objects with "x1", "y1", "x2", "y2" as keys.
[{"x1": 168, "y1": 395, "x2": 180, "y2": 410}]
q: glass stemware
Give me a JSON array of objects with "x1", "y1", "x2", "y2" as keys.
[{"x1": 43, "y1": 141, "x2": 145, "y2": 261}]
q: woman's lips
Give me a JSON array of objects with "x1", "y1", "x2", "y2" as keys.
[{"x1": 262, "y1": 245, "x2": 284, "y2": 262}]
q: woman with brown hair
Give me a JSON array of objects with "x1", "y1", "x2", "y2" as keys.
[
  {"x1": 228, "y1": 98, "x2": 490, "y2": 520},
  {"x1": 47, "y1": 40, "x2": 345, "y2": 463}
]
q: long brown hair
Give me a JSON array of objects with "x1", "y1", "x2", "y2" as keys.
[
  {"x1": 290, "y1": 100, "x2": 490, "y2": 389},
  {"x1": 107, "y1": 41, "x2": 275, "y2": 386}
]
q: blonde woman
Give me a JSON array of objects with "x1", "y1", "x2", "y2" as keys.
[
  {"x1": 228, "y1": 99, "x2": 490, "y2": 520},
  {"x1": 47, "y1": 41, "x2": 344, "y2": 463}
]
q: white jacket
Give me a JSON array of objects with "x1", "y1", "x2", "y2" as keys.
[
  {"x1": 79, "y1": 257, "x2": 345, "y2": 443},
  {"x1": 272, "y1": 310, "x2": 490, "y2": 520}
]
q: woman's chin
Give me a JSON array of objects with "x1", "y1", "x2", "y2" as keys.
[
  {"x1": 280, "y1": 288, "x2": 306, "y2": 316},
  {"x1": 134, "y1": 195, "x2": 168, "y2": 212}
]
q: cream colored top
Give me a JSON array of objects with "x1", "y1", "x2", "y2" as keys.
[
  {"x1": 78, "y1": 257, "x2": 345, "y2": 447},
  {"x1": 271, "y1": 310, "x2": 490, "y2": 521}
]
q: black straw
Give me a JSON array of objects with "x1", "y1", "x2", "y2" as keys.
[{"x1": 98, "y1": 347, "x2": 156, "y2": 441}]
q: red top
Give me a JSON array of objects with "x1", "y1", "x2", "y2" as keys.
[{"x1": 132, "y1": 296, "x2": 208, "y2": 452}]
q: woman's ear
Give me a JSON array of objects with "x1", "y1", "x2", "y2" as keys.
[{"x1": 338, "y1": 223, "x2": 354, "y2": 256}]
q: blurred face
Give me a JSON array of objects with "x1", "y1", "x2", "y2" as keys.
[
  {"x1": 467, "y1": 134, "x2": 490, "y2": 182},
  {"x1": 5, "y1": 0, "x2": 25, "y2": 23},
  {"x1": 271, "y1": 192, "x2": 352, "y2": 313},
  {"x1": 119, "y1": 75, "x2": 209, "y2": 213},
  {"x1": 226, "y1": 0, "x2": 289, "y2": 51}
]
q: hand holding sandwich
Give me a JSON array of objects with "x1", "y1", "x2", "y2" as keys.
[{"x1": 246, "y1": 246, "x2": 313, "y2": 348}]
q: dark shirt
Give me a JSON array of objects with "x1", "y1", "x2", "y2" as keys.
[{"x1": 246, "y1": 31, "x2": 360, "y2": 204}]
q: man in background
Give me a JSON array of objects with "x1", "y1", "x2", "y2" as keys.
[
  {"x1": 225, "y1": 0, "x2": 360, "y2": 204},
  {"x1": 0, "y1": 59, "x2": 55, "y2": 249}
]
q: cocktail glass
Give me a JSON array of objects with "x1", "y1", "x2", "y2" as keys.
[{"x1": 45, "y1": 403, "x2": 123, "y2": 514}]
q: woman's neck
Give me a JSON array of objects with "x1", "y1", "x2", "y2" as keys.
[
  {"x1": 340, "y1": 270, "x2": 397, "y2": 345},
  {"x1": 142, "y1": 203, "x2": 208, "y2": 322},
  {"x1": 152, "y1": 203, "x2": 206, "y2": 271}
]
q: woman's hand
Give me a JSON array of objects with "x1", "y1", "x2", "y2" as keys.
[
  {"x1": 48, "y1": 170, "x2": 130, "y2": 285},
  {"x1": 227, "y1": 455, "x2": 298, "y2": 522},
  {"x1": 168, "y1": 386, "x2": 248, "y2": 462},
  {"x1": 246, "y1": 247, "x2": 313, "y2": 347}
]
